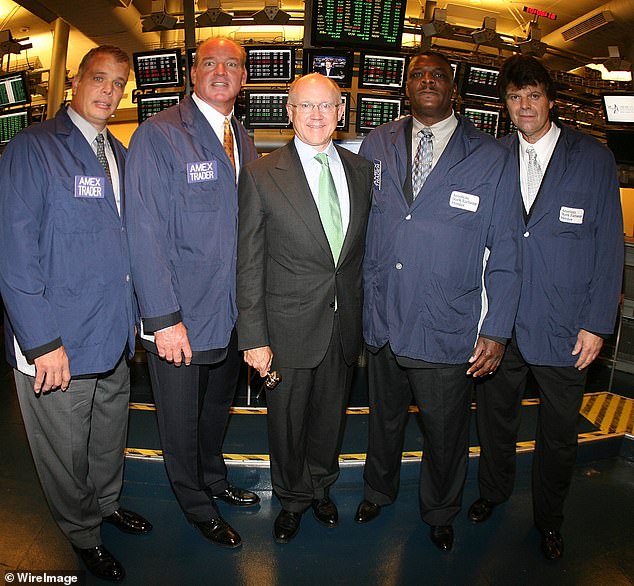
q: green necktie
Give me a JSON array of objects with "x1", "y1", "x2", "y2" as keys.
[{"x1": 315, "y1": 152, "x2": 344, "y2": 263}]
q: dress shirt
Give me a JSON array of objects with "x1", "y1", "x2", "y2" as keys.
[
  {"x1": 518, "y1": 122, "x2": 560, "y2": 213},
  {"x1": 67, "y1": 106, "x2": 121, "y2": 214},
  {"x1": 294, "y1": 137, "x2": 350, "y2": 235},
  {"x1": 411, "y1": 111, "x2": 459, "y2": 170},
  {"x1": 192, "y1": 93, "x2": 240, "y2": 180}
]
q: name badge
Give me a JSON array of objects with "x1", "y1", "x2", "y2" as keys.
[
  {"x1": 450, "y1": 190, "x2": 479, "y2": 212},
  {"x1": 187, "y1": 160, "x2": 218, "y2": 184},
  {"x1": 74, "y1": 175, "x2": 105, "y2": 199},
  {"x1": 559, "y1": 206, "x2": 584, "y2": 224},
  {"x1": 373, "y1": 160, "x2": 382, "y2": 190}
]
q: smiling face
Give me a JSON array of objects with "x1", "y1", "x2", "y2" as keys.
[
  {"x1": 191, "y1": 38, "x2": 246, "y2": 116},
  {"x1": 70, "y1": 52, "x2": 129, "y2": 131},
  {"x1": 406, "y1": 54, "x2": 456, "y2": 126},
  {"x1": 504, "y1": 82, "x2": 553, "y2": 144},
  {"x1": 286, "y1": 74, "x2": 343, "y2": 151}
]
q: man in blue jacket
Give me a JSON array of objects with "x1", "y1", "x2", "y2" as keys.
[
  {"x1": 354, "y1": 51, "x2": 521, "y2": 552},
  {"x1": 468, "y1": 55, "x2": 623, "y2": 561},
  {"x1": 0, "y1": 46, "x2": 151, "y2": 581},
  {"x1": 125, "y1": 37, "x2": 259, "y2": 549}
]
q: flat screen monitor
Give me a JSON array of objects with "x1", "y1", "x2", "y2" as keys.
[
  {"x1": 303, "y1": 49, "x2": 353, "y2": 88},
  {"x1": 244, "y1": 90, "x2": 290, "y2": 129},
  {"x1": 336, "y1": 91, "x2": 351, "y2": 132},
  {"x1": 187, "y1": 47, "x2": 196, "y2": 72},
  {"x1": 245, "y1": 46, "x2": 296, "y2": 84},
  {"x1": 137, "y1": 92, "x2": 182, "y2": 124},
  {"x1": 358, "y1": 53, "x2": 408, "y2": 92},
  {"x1": 356, "y1": 94, "x2": 403, "y2": 134},
  {"x1": 310, "y1": 0, "x2": 406, "y2": 50},
  {"x1": 0, "y1": 108, "x2": 29, "y2": 145},
  {"x1": 463, "y1": 106, "x2": 500, "y2": 137},
  {"x1": 0, "y1": 71, "x2": 30, "y2": 109},
  {"x1": 133, "y1": 49, "x2": 184, "y2": 89},
  {"x1": 602, "y1": 93, "x2": 634, "y2": 125},
  {"x1": 461, "y1": 64, "x2": 500, "y2": 100},
  {"x1": 606, "y1": 130, "x2": 634, "y2": 165}
]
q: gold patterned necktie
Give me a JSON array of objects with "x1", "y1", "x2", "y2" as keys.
[
  {"x1": 223, "y1": 117, "x2": 236, "y2": 173},
  {"x1": 94, "y1": 133, "x2": 111, "y2": 182}
]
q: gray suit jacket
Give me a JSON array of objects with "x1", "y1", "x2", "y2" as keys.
[{"x1": 237, "y1": 141, "x2": 372, "y2": 368}]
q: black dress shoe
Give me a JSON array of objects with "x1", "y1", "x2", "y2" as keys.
[
  {"x1": 312, "y1": 497, "x2": 338, "y2": 527},
  {"x1": 273, "y1": 510, "x2": 302, "y2": 543},
  {"x1": 430, "y1": 525, "x2": 454, "y2": 552},
  {"x1": 541, "y1": 529, "x2": 564, "y2": 560},
  {"x1": 354, "y1": 500, "x2": 381, "y2": 524},
  {"x1": 193, "y1": 517, "x2": 242, "y2": 548},
  {"x1": 213, "y1": 484, "x2": 260, "y2": 507},
  {"x1": 103, "y1": 508, "x2": 153, "y2": 535},
  {"x1": 468, "y1": 498, "x2": 496, "y2": 524},
  {"x1": 73, "y1": 544, "x2": 125, "y2": 582}
]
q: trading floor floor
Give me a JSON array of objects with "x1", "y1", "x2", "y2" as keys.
[{"x1": 1, "y1": 349, "x2": 633, "y2": 586}]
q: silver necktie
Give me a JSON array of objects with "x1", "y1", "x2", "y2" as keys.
[{"x1": 412, "y1": 128, "x2": 433, "y2": 198}]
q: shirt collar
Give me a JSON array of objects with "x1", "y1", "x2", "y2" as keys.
[
  {"x1": 67, "y1": 105, "x2": 106, "y2": 145},
  {"x1": 294, "y1": 137, "x2": 337, "y2": 166},
  {"x1": 518, "y1": 121, "x2": 560, "y2": 158},
  {"x1": 192, "y1": 92, "x2": 233, "y2": 128},
  {"x1": 412, "y1": 110, "x2": 458, "y2": 137}
]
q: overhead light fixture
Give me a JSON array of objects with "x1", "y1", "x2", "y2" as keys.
[
  {"x1": 196, "y1": 0, "x2": 233, "y2": 27},
  {"x1": 252, "y1": 0, "x2": 291, "y2": 25},
  {"x1": 517, "y1": 22, "x2": 547, "y2": 57},
  {"x1": 141, "y1": 0, "x2": 178, "y2": 32},
  {"x1": 603, "y1": 45, "x2": 631, "y2": 72},
  {"x1": 0, "y1": 30, "x2": 32, "y2": 56},
  {"x1": 471, "y1": 17, "x2": 499, "y2": 45},
  {"x1": 422, "y1": 8, "x2": 453, "y2": 38}
]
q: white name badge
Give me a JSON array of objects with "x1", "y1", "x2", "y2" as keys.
[
  {"x1": 372, "y1": 160, "x2": 382, "y2": 190},
  {"x1": 450, "y1": 190, "x2": 480, "y2": 212},
  {"x1": 559, "y1": 206, "x2": 584, "y2": 224},
  {"x1": 74, "y1": 175, "x2": 105, "y2": 199},
  {"x1": 187, "y1": 160, "x2": 218, "y2": 184}
]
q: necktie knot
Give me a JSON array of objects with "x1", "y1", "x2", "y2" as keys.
[{"x1": 315, "y1": 152, "x2": 329, "y2": 166}]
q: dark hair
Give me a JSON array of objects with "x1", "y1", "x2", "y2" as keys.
[
  {"x1": 497, "y1": 55, "x2": 556, "y2": 101},
  {"x1": 76, "y1": 45, "x2": 130, "y2": 79},
  {"x1": 407, "y1": 51, "x2": 455, "y2": 81}
]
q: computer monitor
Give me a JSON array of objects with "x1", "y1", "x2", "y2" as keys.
[
  {"x1": 602, "y1": 93, "x2": 634, "y2": 125},
  {"x1": 303, "y1": 49, "x2": 353, "y2": 88},
  {"x1": 606, "y1": 130, "x2": 634, "y2": 165},
  {"x1": 356, "y1": 94, "x2": 403, "y2": 134},
  {"x1": 133, "y1": 49, "x2": 184, "y2": 89},
  {"x1": 137, "y1": 93, "x2": 182, "y2": 124},
  {"x1": 243, "y1": 90, "x2": 290, "y2": 129},
  {"x1": 0, "y1": 108, "x2": 29, "y2": 145},
  {"x1": 358, "y1": 53, "x2": 409, "y2": 92},
  {"x1": 461, "y1": 64, "x2": 500, "y2": 100},
  {"x1": 0, "y1": 71, "x2": 30, "y2": 109},
  {"x1": 336, "y1": 92, "x2": 351, "y2": 132},
  {"x1": 463, "y1": 106, "x2": 500, "y2": 137},
  {"x1": 245, "y1": 46, "x2": 296, "y2": 84}
]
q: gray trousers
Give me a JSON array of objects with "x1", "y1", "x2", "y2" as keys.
[{"x1": 14, "y1": 355, "x2": 130, "y2": 548}]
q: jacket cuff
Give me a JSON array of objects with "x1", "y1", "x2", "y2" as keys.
[
  {"x1": 142, "y1": 311, "x2": 182, "y2": 334},
  {"x1": 479, "y1": 334, "x2": 508, "y2": 345},
  {"x1": 24, "y1": 337, "x2": 63, "y2": 362}
]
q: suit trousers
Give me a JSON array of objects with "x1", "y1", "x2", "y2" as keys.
[
  {"x1": 266, "y1": 315, "x2": 353, "y2": 513},
  {"x1": 363, "y1": 344, "x2": 472, "y2": 526},
  {"x1": 147, "y1": 330, "x2": 239, "y2": 523},
  {"x1": 475, "y1": 337, "x2": 586, "y2": 530},
  {"x1": 14, "y1": 355, "x2": 130, "y2": 548}
]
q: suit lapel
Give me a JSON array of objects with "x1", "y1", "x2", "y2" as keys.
[{"x1": 269, "y1": 143, "x2": 333, "y2": 259}]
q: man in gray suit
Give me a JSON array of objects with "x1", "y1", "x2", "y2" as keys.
[{"x1": 237, "y1": 73, "x2": 372, "y2": 543}]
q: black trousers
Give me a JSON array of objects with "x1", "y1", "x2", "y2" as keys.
[
  {"x1": 363, "y1": 344, "x2": 472, "y2": 526},
  {"x1": 475, "y1": 337, "x2": 586, "y2": 531},
  {"x1": 266, "y1": 315, "x2": 353, "y2": 513},
  {"x1": 147, "y1": 331, "x2": 240, "y2": 523}
]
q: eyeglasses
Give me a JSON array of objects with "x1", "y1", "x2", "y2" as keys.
[{"x1": 288, "y1": 102, "x2": 341, "y2": 113}]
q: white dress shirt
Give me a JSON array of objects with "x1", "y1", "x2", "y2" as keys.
[{"x1": 411, "y1": 111, "x2": 459, "y2": 170}]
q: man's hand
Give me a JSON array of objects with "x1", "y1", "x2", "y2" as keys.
[
  {"x1": 244, "y1": 346, "x2": 273, "y2": 377},
  {"x1": 467, "y1": 337, "x2": 505, "y2": 377},
  {"x1": 572, "y1": 329, "x2": 603, "y2": 370},
  {"x1": 154, "y1": 322, "x2": 192, "y2": 366},
  {"x1": 33, "y1": 346, "x2": 71, "y2": 394}
]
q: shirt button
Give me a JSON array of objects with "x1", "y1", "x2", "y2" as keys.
[
  {"x1": 405, "y1": 214, "x2": 412, "y2": 220},
  {"x1": 126, "y1": 274, "x2": 130, "y2": 282},
  {"x1": 523, "y1": 231, "x2": 530, "y2": 238},
  {"x1": 395, "y1": 262, "x2": 403, "y2": 270}
]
